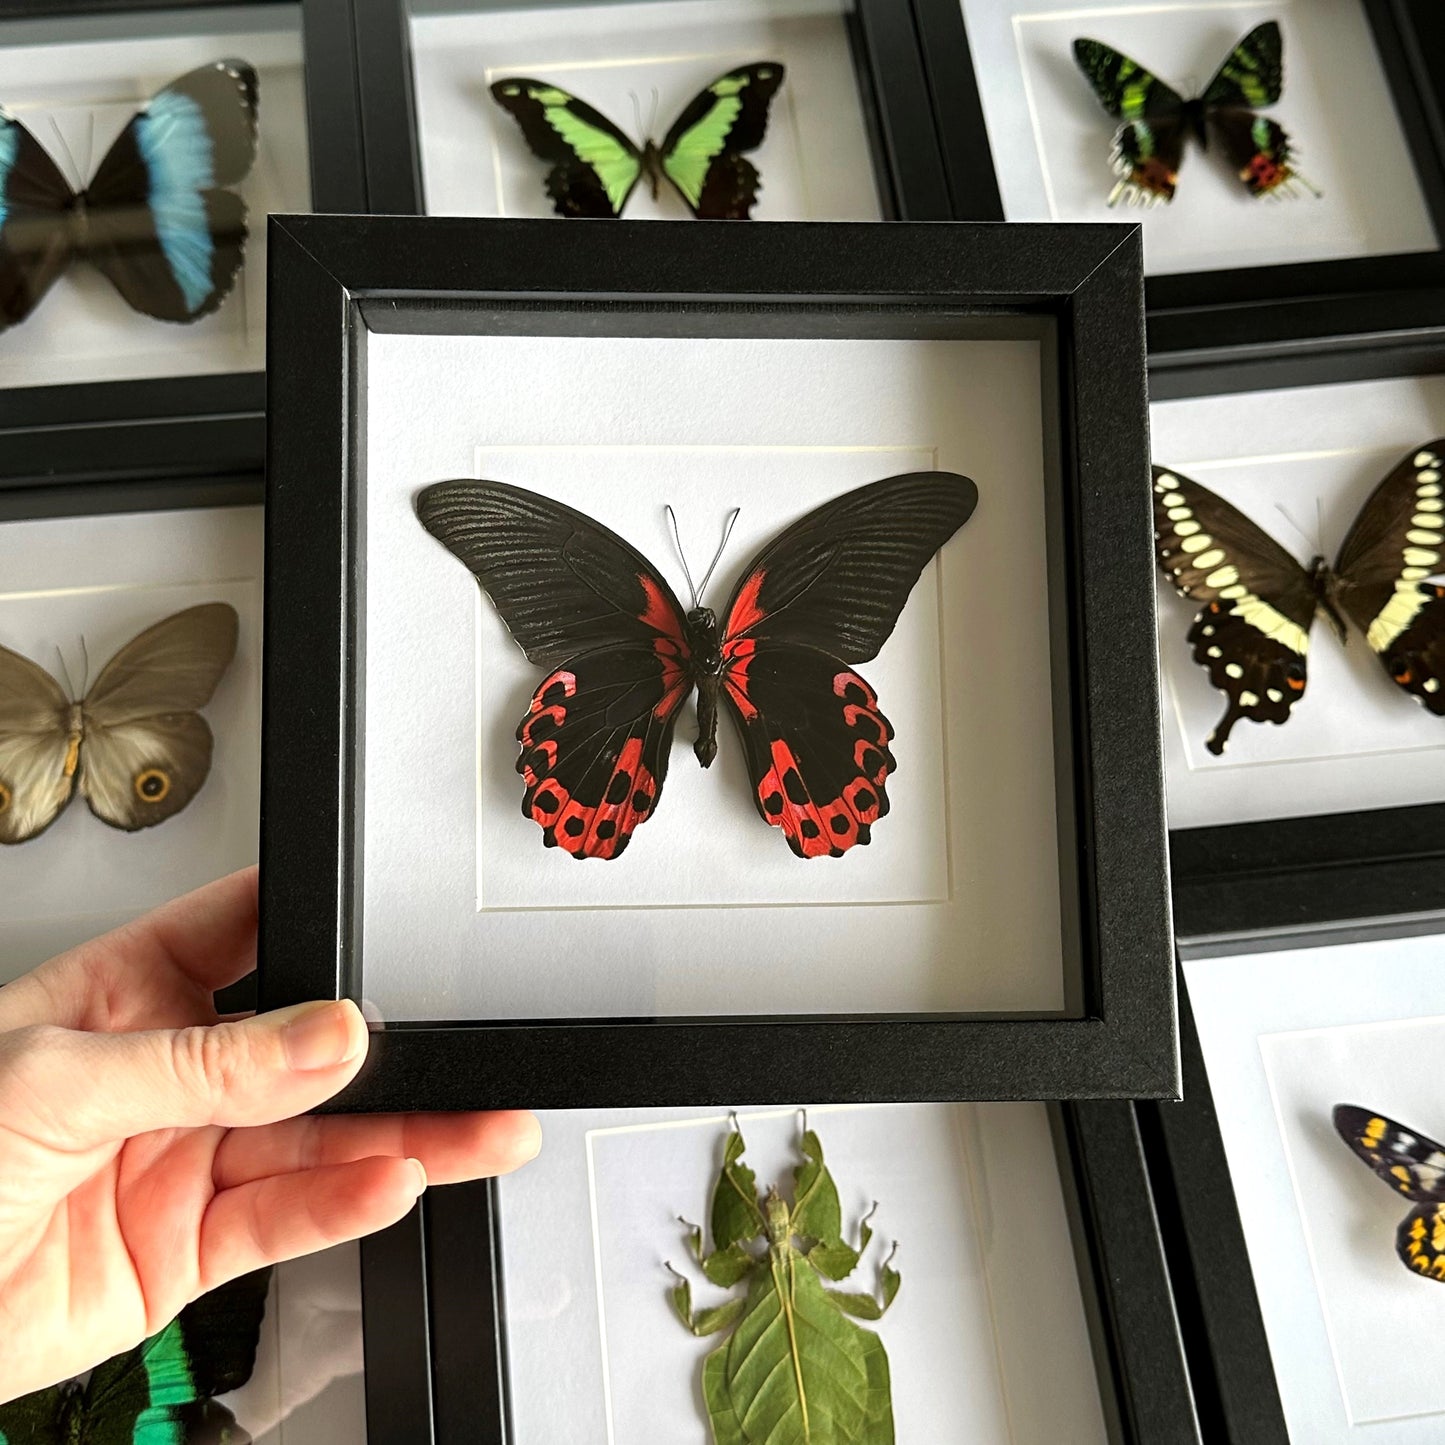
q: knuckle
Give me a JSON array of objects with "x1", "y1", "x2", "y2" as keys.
[{"x1": 170, "y1": 1021, "x2": 250, "y2": 1101}]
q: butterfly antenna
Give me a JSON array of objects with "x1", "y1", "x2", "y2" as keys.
[
  {"x1": 629, "y1": 89, "x2": 644, "y2": 143},
  {"x1": 79, "y1": 633, "x2": 90, "y2": 696},
  {"x1": 47, "y1": 113, "x2": 82, "y2": 191},
  {"x1": 693, "y1": 508, "x2": 740, "y2": 606},
  {"x1": 647, "y1": 86, "x2": 660, "y2": 142},
  {"x1": 665, "y1": 503, "x2": 701, "y2": 609}
]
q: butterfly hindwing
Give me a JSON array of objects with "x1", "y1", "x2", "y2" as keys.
[
  {"x1": 659, "y1": 63, "x2": 785, "y2": 219},
  {"x1": 0, "y1": 1383, "x2": 68, "y2": 1444},
  {"x1": 1153, "y1": 466, "x2": 1319, "y2": 754},
  {"x1": 718, "y1": 472, "x2": 976, "y2": 856},
  {"x1": 1072, "y1": 38, "x2": 1187, "y2": 204},
  {"x1": 84, "y1": 60, "x2": 259, "y2": 322},
  {"x1": 490, "y1": 78, "x2": 642, "y2": 218},
  {"x1": 418, "y1": 479, "x2": 697, "y2": 854},
  {"x1": 1333, "y1": 441, "x2": 1445, "y2": 715}
]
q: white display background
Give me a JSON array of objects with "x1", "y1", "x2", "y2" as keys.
[
  {"x1": 360, "y1": 332, "x2": 1065, "y2": 1021},
  {"x1": 958, "y1": 0, "x2": 1436, "y2": 275},
  {"x1": 410, "y1": 0, "x2": 881, "y2": 220},
  {"x1": 499, "y1": 1103, "x2": 1108, "y2": 1444},
  {"x1": 220, "y1": 1242, "x2": 367, "y2": 1445},
  {"x1": 1186, "y1": 932, "x2": 1445, "y2": 1443},
  {"x1": 1150, "y1": 374, "x2": 1445, "y2": 830},
  {"x1": 0, "y1": 7, "x2": 310, "y2": 388},
  {"x1": 0, "y1": 506, "x2": 263, "y2": 977}
]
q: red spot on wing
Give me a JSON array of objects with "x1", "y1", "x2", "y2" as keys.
[
  {"x1": 724, "y1": 569, "x2": 767, "y2": 638},
  {"x1": 638, "y1": 573, "x2": 692, "y2": 719},
  {"x1": 639, "y1": 574, "x2": 685, "y2": 642},
  {"x1": 721, "y1": 635, "x2": 758, "y2": 720}
]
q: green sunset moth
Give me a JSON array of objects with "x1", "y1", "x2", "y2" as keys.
[{"x1": 668, "y1": 1123, "x2": 900, "y2": 1444}]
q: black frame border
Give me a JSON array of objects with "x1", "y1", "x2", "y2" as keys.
[
  {"x1": 258, "y1": 213, "x2": 1179, "y2": 1108},
  {"x1": 351, "y1": 0, "x2": 955, "y2": 220},
  {"x1": 0, "y1": 0, "x2": 368, "y2": 478},
  {"x1": 912, "y1": 0, "x2": 1445, "y2": 371},
  {"x1": 358, "y1": 1102, "x2": 1200, "y2": 1445}
]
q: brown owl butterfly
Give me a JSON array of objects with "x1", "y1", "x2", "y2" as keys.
[
  {"x1": 1153, "y1": 446, "x2": 1445, "y2": 754},
  {"x1": 416, "y1": 473, "x2": 977, "y2": 860}
]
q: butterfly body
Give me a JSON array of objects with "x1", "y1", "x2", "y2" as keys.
[
  {"x1": 1073, "y1": 22, "x2": 1315, "y2": 205},
  {"x1": 0, "y1": 60, "x2": 259, "y2": 329},
  {"x1": 490, "y1": 63, "x2": 785, "y2": 219},
  {"x1": 1153, "y1": 449, "x2": 1445, "y2": 753},
  {"x1": 417, "y1": 472, "x2": 976, "y2": 860}
]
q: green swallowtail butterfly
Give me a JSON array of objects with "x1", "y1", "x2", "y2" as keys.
[
  {"x1": 0, "y1": 1268, "x2": 270, "y2": 1444},
  {"x1": 490, "y1": 63, "x2": 785, "y2": 218}
]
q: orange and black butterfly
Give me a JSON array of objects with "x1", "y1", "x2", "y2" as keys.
[
  {"x1": 1335, "y1": 1105, "x2": 1445, "y2": 1281},
  {"x1": 416, "y1": 473, "x2": 976, "y2": 860}
]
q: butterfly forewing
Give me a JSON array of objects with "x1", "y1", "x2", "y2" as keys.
[
  {"x1": 659, "y1": 63, "x2": 785, "y2": 219},
  {"x1": 1154, "y1": 466, "x2": 1318, "y2": 754},
  {"x1": 84, "y1": 61, "x2": 259, "y2": 322},
  {"x1": 490, "y1": 78, "x2": 643, "y2": 218},
  {"x1": 0, "y1": 114, "x2": 77, "y2": 330},
  {"x1": 718, "y1": 472, "x2": 975, "y2": 857},
  {"x1": 1201, "y1": 22, "x2": 1284, "y2": 109},
  {"x1": 1332, "y1": 440, "x2": 1445, "y2": 715},
  {"x1": 418, "y1": 480, "x2": 696, "y2": 856},
  {"x1": 1202, "y1": 27, "x2": 1308, "y2": 200}
]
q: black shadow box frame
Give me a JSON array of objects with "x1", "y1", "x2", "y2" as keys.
[
  {"x1": 356, "y1": 1102, "x2": 1201, "y2": 1445},
  {"x1": 911, "y1": 0, "x2": 1445, "y2": 373},
  {"x1": 352, "y1": 0, "x2": 957, "y2": 220},
  {"x1": 1154, "y1": 335, "x2": 1445, "y2": 943},
  {"x1": 257, "y1": 213, "x2": 1178, "y2": 1109},
  {"x1": 0, "y1": 0, "x2": 368, "y2": 483}
]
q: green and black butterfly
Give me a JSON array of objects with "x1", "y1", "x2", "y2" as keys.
[
  {"x1": 0, "y1": 1268, "x2": 270, "y2": 1443},
  {"x1": 490, "y1": 63, "x2": 785, "y2": 218},
  {"x1": 1073, "y1": 22, "x2": 1317, "y2": 205}
]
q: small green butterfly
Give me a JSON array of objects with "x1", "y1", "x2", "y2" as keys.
[
  {"x1": 0, "y1": 1269, "x2": 270, "y2": 1444},
  {"x1": 490, "y1": 63, "x2": 785, "y2": 218}
]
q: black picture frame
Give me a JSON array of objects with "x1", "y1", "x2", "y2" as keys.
[
  {"x1": 1152, "y1": 335, "x2": 1445, "y2": 942},
  {"x1": 351, "y1": 0, "x2": 955, "y2": 221},
  {"x1": 357, "y1": 1102, "x2": 1200, "y2": 1445},
  {"x1": 912, "y1": 0, "x2": 1445, "y2": 371},
  {"x1": 257, "y1": 212, "x2": 1178, "y2": 1109},
  {"x1": 0, "y1": 0, "x2": 368, "y2": 482}
]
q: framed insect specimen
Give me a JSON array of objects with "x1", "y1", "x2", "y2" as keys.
[
  {"x1": 1149, "y1": 344, "x2": 1445, "y2": 940},
  {"x1": 1145, "y1": 915, "x2": 1445, "y2": 1445},
  {"x1": 0, "y1": 438, "x2": 263, "y2": 982},
  {"x1": 912, "y1": 0, "x2": 1445, "y2": 372},
  {"x1": 0, "y1": 0, "x2": 367, "y2": 477},
  {"x1": 257, "y1": 213, "x2": 1175, "y2": 1108},
  {"x1": 357, "y1": 1101, "x2": 1200, "y2": 1445},
  {"x1": 351, "y1": 0, "x2": 957, "y2": 221}
]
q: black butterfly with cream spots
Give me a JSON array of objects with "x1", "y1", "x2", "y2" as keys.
[
  {"x1": 1153, "y1": 444, "x2": 1445, "y2": 753},
  {"x1": 1334, "y1": 1105, "x2": 1445, "y2": 1282}
]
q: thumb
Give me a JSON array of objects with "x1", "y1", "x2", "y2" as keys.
[{"x1": 1, "y1": 1001, "x2": 369, "y2": 1149}]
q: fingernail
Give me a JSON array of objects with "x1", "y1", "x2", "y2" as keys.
[
  {"x1": 407, "y1": 1158, "x2": 428, "y2": 1195},
  {"x1": 516, "y1": 1113, "x2": 543, "y2": 1162},
  {"x1": 280, "y1": 1000, "x2": 365, "y2": 1071}
]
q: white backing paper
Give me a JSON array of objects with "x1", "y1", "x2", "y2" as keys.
[
  {"x1": 0, "y1": 506, "x2": 263, "y2": 977},
  {"x1": 1149, "y1": 374, "x2": 1445, "y2": 830},
  {"x1": 959, "y1": 0, "x2": 1436, "y2": 275},
  {"x1": 410, "y1": 0, "x2": 881, "y2": 220},
  {"x1": 1186, "y1": 932, "x2": 1445, "y2": 1443},
  {"x1": 360, "y1": 331, "x2": 1066, "y2": 1021},
  {"x1": 0, "y1": 7, "x2": 310, "y2": 388},
  {"x1": 499, "y1": 1103, "x2": 1108, "y2": 1444},
  {"x1": 220, "y1": 1242, "x2": 367, "y2": 1445}
]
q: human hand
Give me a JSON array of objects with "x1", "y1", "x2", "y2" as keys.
[{"x1": 0, "y1": 867, "x2": 540, "y2": 1403}]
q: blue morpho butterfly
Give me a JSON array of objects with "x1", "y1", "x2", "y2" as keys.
[
  {"x1": 0, "y1": 1268, "x2": 271, "y2": 1443},
  {"x1": 0, "y1": 60, "x2": 258, "y2": 330}
]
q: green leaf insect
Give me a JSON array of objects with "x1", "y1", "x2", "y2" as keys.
[{"x1": 668, "y1": 1123, "x2": 900, "y2": 1444}]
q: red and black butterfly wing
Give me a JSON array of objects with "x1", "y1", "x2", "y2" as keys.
[
  {"x1": 1332, "y1": 441, "x2": 1445, "y2": 718},
  {"x1": 1153, "y1": 465, "x2": 1319, "y2": 754},
  {"x1": 1335, "y1": 1105, "x2": 1445, "y2": 1280},
  {"x1": 416, "y1": 479, "x2": 693, "y2": 859},
  {"x1": 717, "y1": 471, "x2": 977, "y2": 857}
]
